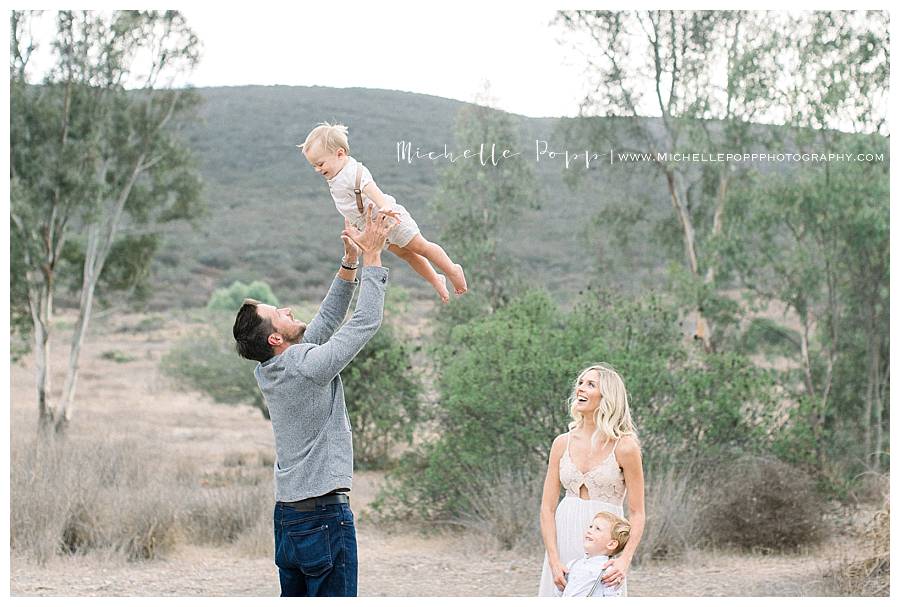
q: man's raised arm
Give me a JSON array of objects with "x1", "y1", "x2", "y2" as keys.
[
  {"x1": 297, "y1": 206, "x2": 396, "y2": 384},
  {"x1": 302, "y1": 232, "x2": 362, "y2": 345}
]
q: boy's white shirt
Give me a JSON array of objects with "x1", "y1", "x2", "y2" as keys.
[
  {"x1": 326, "y1": 156, "x2": 397, "y2": 223},
  {"x1": 557, "y1": 554, "x2": 622, "y2": 597}
]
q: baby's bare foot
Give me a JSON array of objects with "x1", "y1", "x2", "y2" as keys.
[
  {"x1": 448, "y1": 264, "x2": 467, "y2": 295},
  {"x1": 435, "y1": 274, "x2": 450, "y2": 303}
]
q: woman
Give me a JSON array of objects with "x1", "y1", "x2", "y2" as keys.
[{"x1": 537, "y1": 363, "x2": 645, "y2": 596}]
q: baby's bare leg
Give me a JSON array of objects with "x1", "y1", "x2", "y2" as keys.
[
  {"x1": 403, "y1": 234, "x2": 467, "y2": 294},
  {"x1": 388, "y1": 244, "x2": 449, "y2": 303}
]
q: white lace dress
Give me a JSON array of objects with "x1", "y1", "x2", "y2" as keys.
[{"x1": 537, "y1": 434, "x2": 628, "y2": 596}]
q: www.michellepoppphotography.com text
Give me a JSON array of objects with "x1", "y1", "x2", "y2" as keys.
[{"x1": 396, "y1": 141, "x2": 885, "y2": 168}]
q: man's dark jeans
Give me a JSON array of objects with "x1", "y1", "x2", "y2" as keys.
[{"x1": 274, "y1": 501, "x2": 358, "y2": 596}]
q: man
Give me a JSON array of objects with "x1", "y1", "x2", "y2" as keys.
[{"x1": 233, "y1": 206, "x2": 396, "y2": 596}]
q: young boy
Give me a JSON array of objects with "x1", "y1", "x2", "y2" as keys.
[
  {"x1": 299, "y1": 122, "x2": 467, "y2": 303},
  {"x1": 558, "y1": 511, "x2": 631, "y2": 597}
]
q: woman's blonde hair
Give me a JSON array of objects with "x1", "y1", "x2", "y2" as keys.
[
  {"x1": 298, "y1": 122, "x2": 350, "y2": 154},
  {"x1": 567, "y1": 363, "x2": 637, "y2": 447}
]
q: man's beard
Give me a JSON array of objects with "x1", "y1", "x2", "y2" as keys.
[{"x1": 284, "y1": 323, "x2": 306, "y2": 345}]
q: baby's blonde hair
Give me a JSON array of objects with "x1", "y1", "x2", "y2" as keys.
[
  {"x1": 593, "y1": 511, "x2": 631, "y2": 555},
  {"x1": 298, "y1": 122, "x2": 350, "y2": 154}
]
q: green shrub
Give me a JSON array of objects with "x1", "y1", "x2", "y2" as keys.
[
  {"x1": 737, "y1": 317, "x2": 801, "y2": 358},
  {"x1": 161, "y1": 315, "x2": 268, "y2": 419},
  {"x1": 207, "y1": 280, "x2": 278, "y2": 311},
  {"x1": 100, "y1": 350, "x2": 136, "y2": 363},
  {"x1": 343, "y1": 324, "x2": 422, "y2": 468},
  {"x1": 375, "y1": 288, "x2": 779, "y2": 545},
  {"x1": 638, "y1": 350, "x2": 777, "y2": 462}
]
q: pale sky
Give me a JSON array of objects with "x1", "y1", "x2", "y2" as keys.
[
  {"x1": 175, "y1": 3, "x2": 590, "y2": 118},
  {"x1": 9, "y1": 1, "x2": 895, "y2": 123},
  {"x1": 14, "y1": 1, "x2": 598, "y2": 117}
]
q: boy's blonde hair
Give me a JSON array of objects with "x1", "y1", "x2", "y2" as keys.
[
  {"x1": 298, "y1": 122, "x2": 350, "y2": 154},
  {"x1": 593, "y1": 511, "x2": 631, "y2": 555}
]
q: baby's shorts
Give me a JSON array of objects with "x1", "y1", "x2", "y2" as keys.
[{"x1": 353, "y1": 203, "x2": 420, "y2": 248}]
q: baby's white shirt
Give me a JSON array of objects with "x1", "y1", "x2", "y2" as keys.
[{"x1": 326, "y1": 156, "x2": 396, "y2": 224}]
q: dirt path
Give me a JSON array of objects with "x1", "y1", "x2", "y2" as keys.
[{"x1": 11, "y1": 533, "x2": 832, "y2": 597}]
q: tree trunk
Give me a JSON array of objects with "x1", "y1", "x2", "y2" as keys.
[
  {"x1": 863, "y1": 336, "x2": 875, "y2": 469},
  {"x1": 55, "y1": 229, "x2": 100, "y2": 432},
  {"x1": 863, "y1": 296, "x2": 880, "y2": 470},
  {"x1": 873, "y1": 341, "x2": 886, "y2": 471},
  {"x1": 55, "y1": 157, "x2": 145, "y2": 430},
  {"x1": 665, "y1": 169, "x2": 713, "y2": 352},
  {"x1": 798, "y1": 309, "x2": 825, "y2": 466},
  {"x1": 704, "y1": 169, "x2": 731, "y2": 286},
  {"x1": 32, "y1": 288, "x2": 54, "y2": 432},
  {"x1": 665, "y1": 169, "x2": 699, "y2": 275}
]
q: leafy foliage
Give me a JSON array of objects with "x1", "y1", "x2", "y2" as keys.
[
  {"x1": 376, "y1": 289, "x2": 777, "y2": 524},
  {"x1": 722, "y1": 134, "x2": 890, "y2": 478},
  {"x1": 160, "y1": 313, "x2": 268, "y2": 418},
  {"x1": 432, "y1": 99, "x2": 539, "y2": 318},
  {"x1": 554, "y1": 10, "x2": 888, "y2": 354},
  {"x1": 207, "y1": 280, "x2": 279, "y2": 312},
  {"x1": 164, "y1": 294, "x2": 422, "y2": 464},
  {"x1": 10, "y1": 10, "x2": 204, "y2": 430},
  {"x1": 343, "y1": 325, "x2": 422, "y2": 468}
]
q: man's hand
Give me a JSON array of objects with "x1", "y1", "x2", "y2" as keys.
[
  {"x1": 341, "y1": 219, "x2": 361, "y2": 263},
  {"x1": 343, "y1": 205, "x2": 397, "y2": 267}
]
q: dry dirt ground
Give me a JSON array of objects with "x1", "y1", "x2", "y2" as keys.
[{"x1": 9, "y1": 312, "x2": 841, "y2": 597}]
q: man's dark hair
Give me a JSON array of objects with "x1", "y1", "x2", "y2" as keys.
[{"x1": 233, "y1": 299, "x2": 274, "y2": 362}]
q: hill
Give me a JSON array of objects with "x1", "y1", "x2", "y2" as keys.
[{"x1": 152, "y1": 85, "x2": 670, "y2": 308}]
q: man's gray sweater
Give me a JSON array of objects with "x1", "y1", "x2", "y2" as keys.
[{"x1": 254, "y1": 266, "x2": 389, "y2": 502}]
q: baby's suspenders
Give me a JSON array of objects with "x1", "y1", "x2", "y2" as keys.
[
  {"x1": 353, "y1": 164, "x2": 365, "y2": 214},
  {"x1": 588, "y1": 572, "x2": 604, "y2": 597}
]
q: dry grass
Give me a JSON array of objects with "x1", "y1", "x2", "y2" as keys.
[
  {"x1": 824, "y1": 486, "x2": 889, "y2": 597},
  {"x1": 231, "y1": 508, "x2": 275, "y2": 558},
  {"x1": 10, "y1": 431, "x2": 271, "y2": 565},
  {"x1": 444, "y1": 462, "x2": 709, "y2": 560},
  {"x1": 637, "y1": 464, "x2": 704, "y2": 562},
  {"x1": 449, "y1": 463, "x2": 545, "y2": 551}
]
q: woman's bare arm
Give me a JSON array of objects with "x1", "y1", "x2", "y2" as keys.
[
  {"x1": 540, "y1": 434, "x2": 568, "y2": 590},
  {"x1": 601, "y1": 435, "x2": 645, "y2": 586}
]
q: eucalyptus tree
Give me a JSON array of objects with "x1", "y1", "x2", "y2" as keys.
[
  {"x1": 722, "y1": 135, "x2": 888, "y2": 472},
  {"x1": 10, "y1": 10, "x2": 203, "y2": 433},
  {"x1": 554, "y1": 11, "x2": 888, "y2": 354},
  {"x1": 432, "y1": 94, "x2": 539, "y2": 326},
  {"x1": 555, "y1": 10, "x2": 785, "y2": 351},
  {"x1": 772, "y1": 11, "x2": 889, "y2": 472},
  {"x1": 715, "y1": 11, "x2": 889, "y2": 472}
]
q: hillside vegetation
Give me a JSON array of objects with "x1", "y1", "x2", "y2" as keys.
[{"x1": 152, "y1": 85, "x2": 671, "y2": 307}]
